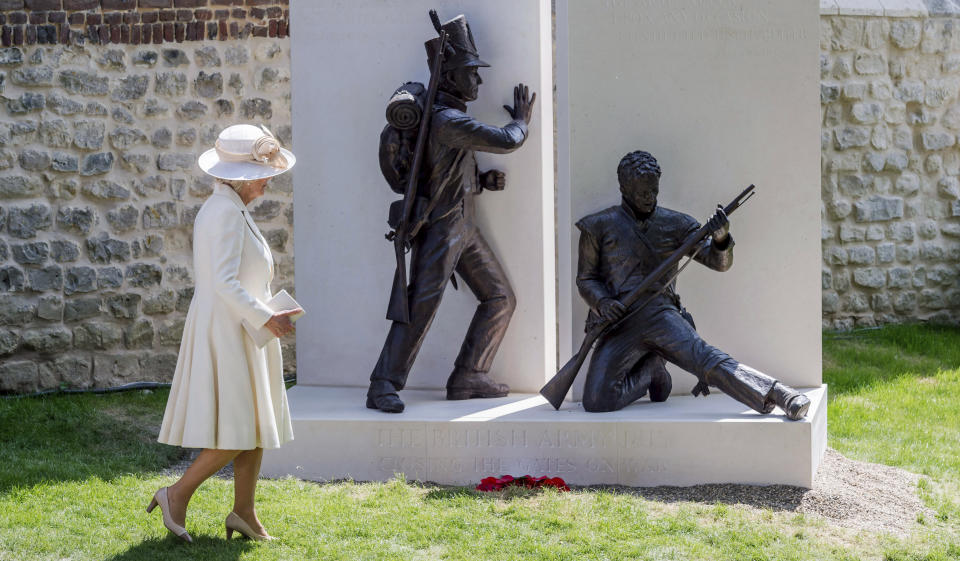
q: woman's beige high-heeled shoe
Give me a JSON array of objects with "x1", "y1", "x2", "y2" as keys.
[
  {"x1": 146, "y1": 487, "x2": 193, "y2": 543},
  {"x1": 225, "y1": 512, "x2": 274, "y2": 541}
]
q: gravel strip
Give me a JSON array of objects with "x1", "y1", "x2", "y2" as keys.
[
  {"x1": 596, "y1": 447, "x2": 931, "y2": 537},
  {"x1": 796, "y1": 447, "x2": 932, "y2": 536}
]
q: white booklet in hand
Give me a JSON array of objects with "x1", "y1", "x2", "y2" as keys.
[{"x1": 242, "y1": 289, "x2": 305, "y2": 348}]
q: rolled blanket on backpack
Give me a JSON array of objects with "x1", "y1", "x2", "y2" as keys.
[{"x1": 385, "y1": 82, "x2": 426, "y2": 130}]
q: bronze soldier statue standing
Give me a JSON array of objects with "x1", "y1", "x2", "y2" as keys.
[
  {"x1": 573, "y1": 151, "x2": 810, "y2": 420},
  {"x1": 368, "y1": 12, "x2": 536, "y2": 413}
]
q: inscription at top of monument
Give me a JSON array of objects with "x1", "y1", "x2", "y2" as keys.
[
  {"x1": 587, "y1": 0, "x2": 808, "y2": 45},
  {"x1": 601, "y1": 0, "x2": 774, "y2": 26},
  {"x1": 425, "y1": 428, "x2": 612, "y2": 450}
]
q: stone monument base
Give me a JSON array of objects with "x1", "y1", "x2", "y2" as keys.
[{"x1": 261, "y1": 385, "x2": 827, "y2": 488}]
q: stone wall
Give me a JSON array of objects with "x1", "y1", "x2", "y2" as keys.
[
  {"x1": 821, "y1": 2, "x2": 960, "y2": 329},
  {"x1": 0, "y1": 0, "x2": 289, "y2": 46},
  {"x1": 0, "y1": 1, "x2": 293, "y2": 393}
]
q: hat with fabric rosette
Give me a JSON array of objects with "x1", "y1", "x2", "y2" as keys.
[{"x1": 198, "y1": 124, "x2": 296, "y2": 181}]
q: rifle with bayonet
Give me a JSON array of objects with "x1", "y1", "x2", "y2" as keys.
[
  {"x1": 539, "y1": 184, "x2": 757, "y2": 410},
  {"x1": 385, "y1": 19, "x2": 448, "y2": 324}
]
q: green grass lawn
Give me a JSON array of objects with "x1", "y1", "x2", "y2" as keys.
[
  {"x1": 1, "y1": 324, "x2": 959, "y2": 560},
  {"x1": 823, "y1": 325, "x2": 960, "y2": 560}
]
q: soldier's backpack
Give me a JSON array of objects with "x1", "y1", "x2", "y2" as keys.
[
  {"x1": 379, "y1": 81, "x2": 465, "y2": 234},
  {"x1": 379, "y1": 82, "x2": 426, "y2": 197}
]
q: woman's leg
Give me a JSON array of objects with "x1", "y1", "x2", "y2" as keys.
[
  {"x1": 167, "y1": 449, "x2": 242, "y2": 527},
  {"x1": 232, "y1": 448, "x2": 267, "y2": 534}
]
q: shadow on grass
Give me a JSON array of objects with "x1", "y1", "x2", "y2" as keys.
[
  {"x1": 424, "y1": 486, "x2": 553, "y2": 501},
  {"x1": 423, "y1": 482, "x2": 808, "y2": 512},
  {"x1": 0, "y1": 390, "x2": 184, "y2": 494},
  {"x1": 104, "y1": 536, "x2": 254, "y2": 561},
  {"x1": 424, "y1": 487, "x2": 480, "y2": 501},
  {"x1": 586, "y1": 483, "x2": 807, "y2": 511},
  {"x1": 824, "y1": 323, "x2": 960, "y2": 396}
]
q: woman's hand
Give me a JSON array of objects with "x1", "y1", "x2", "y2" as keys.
[{"x1": 264, "y1": 308, "x2": 303, "y2": 338}]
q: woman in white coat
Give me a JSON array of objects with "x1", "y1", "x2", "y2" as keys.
[{"x1": 149, "y1": 124, "x2": 300, "y2": 542}]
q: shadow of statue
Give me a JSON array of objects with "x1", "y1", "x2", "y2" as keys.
[
  {"x1": 104, "y1": 535, "x2": 255, "y2": 561},
  {"x1": 424, "y1": 485, "x2": 565, "y2": 502},
  {"x1": 583, "y1": 483, "x2": 808, "y2": 512}
]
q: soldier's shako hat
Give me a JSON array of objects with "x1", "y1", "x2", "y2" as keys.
[{"x1": 424, "y1": 14, "x2": 490, "y2": 71}]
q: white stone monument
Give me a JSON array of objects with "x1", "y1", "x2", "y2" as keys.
[
  {"x1": 267, "y1": 385, "x2": 825, "y2": 487},
  {"x1": 263, "y1": 0, "x2": 827, "y2": 488}
]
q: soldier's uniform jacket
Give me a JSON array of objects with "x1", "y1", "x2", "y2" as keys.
[
  {"x1": 420, "y1": 90, "x2": 527, "y2": 222},
  {"x1": 576, "y1": 202, "x2": 734, "y2": 326}
]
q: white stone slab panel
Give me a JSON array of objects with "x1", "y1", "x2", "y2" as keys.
[
  {"x1": 289, "y1": 0, "x2": 555, "y2": 392},
  {"x1": 836, "y1": 0, "x2": 886, "y2": 16},
  {"x1": 880, "y1": 0, "x2": 929, "y2": 17},
  {"x1": 617, "y1": 412, "x2": 822, "y2": 487},
  {"x1": 426, "y1": 419, "x2": 621, "y2": 486},
  {"x1": 556, "y1": 0, "x2": 822, "y2": 400},
  {"x1": 272, "y1": 420, "x2": 429, "y2": 483},
  {"x1": 262, "y1": 385, "x2": 828, "y2": 488}
]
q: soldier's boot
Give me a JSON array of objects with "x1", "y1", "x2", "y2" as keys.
[
  {"x1": 366, "y1": 384, "x2": 405, "y2": 413},
  {"x1": 366, "y1": 394, "x2": 404, "y2": 413},
  {"x1": 766, "y1": 382, "x2": 810, "y2": 421},
  {"x1": 647, "y1": 361, "x2": 672, "y2": 403},
  {"x1": 622, "y1": 353, "x2": 672, "y2": 404},
  {"x1": 446, "y1": 367, "x2": 509, "y2": 400}
]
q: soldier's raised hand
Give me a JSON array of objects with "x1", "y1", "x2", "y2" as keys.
[
  {"x1": 481, "y1": 169, "x2": 506, "y2": 191},
  {"x1": 503, "y1": 82, "x2": 537, "y2": 124},
  {"x1": 706, "y1": 205, "x2": 730, "y2": 244},
  {"x1": 597, "y1": 298, "x2": 627, "y2": 323}
]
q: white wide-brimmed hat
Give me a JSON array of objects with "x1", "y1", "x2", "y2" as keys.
[{"x1": 198, "y1": 124, "x2": 296, "y2": 180}]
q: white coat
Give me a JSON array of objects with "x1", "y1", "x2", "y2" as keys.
[{"x1": 158, "y1": 182, "x2": 294, "y2": 450}]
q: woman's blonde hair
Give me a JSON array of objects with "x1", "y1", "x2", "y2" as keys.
[{"x1": 222, "y1": 179, "x2": 254, "y2": 193}]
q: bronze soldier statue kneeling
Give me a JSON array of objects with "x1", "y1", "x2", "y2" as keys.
[{"x1": 574, "y1": 151, "x2": 810, "y2": 420}]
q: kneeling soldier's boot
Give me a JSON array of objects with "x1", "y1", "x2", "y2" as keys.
[
  {"x1": 624, "y1": 353, "x2": 672, "y2": 404},
  {"x1": 446, "y1": 367, "x2": 509, "y2": 400},
  {"x1": 648, "y1": 361, "x2": 672, "y2": 403},
  {"x1": 767, "y1": 382, "x2": 810, "y2": 421}
]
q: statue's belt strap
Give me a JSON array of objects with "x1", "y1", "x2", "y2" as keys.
[
  {"x1": 612, "y1": 218, "x2": 664, "y2": 295},
  {"x1": 408, "y1": 149, "x2": 466, "y2": 238},
  {"x1": 629, "y1": 223, "x2": 660, "y2": 262}
]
